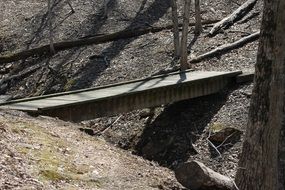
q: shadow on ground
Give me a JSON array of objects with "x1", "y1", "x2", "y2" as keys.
[
  {"x1": 135, "y1": 91, "x2": 230, "y2": 168},
  {"x1": 6, "y1": 0, "x2": 173, "y2": 97},
  {"x1": 71, "y1": 0, "x2": 171, "y2": 89}
]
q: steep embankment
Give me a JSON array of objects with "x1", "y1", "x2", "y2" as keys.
[{"x1": 0, "y1": 110, "x2": 182, "y2": 190}]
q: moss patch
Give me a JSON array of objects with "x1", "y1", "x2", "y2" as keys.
[
  {"x1": 209, "y1": 122, "x2": 227, "y2": 133},
  {"x1": 10, "y1": 121, "x2": 102, "y2": 188}
]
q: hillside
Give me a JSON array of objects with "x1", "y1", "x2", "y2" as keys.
[
  {"x1": 0, "y1": 0, "x2": 262, "y2": 189},
  {"x1": 0, "y1": 110, "x2": 183, "y2": 189}
]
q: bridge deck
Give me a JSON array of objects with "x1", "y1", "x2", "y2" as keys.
[{"x1": 0, "y1": 70, "x2": 243, "y2": 121}]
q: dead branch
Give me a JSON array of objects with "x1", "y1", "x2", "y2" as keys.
[
  {"x1": 238, "y1": 10, "x2": 260, "y2": 24},
  {"x1": 207, "y1": 130, "x2": 222, "y2": 157},
  {"x1": 66, "y1": 0, "x2": 75, "y2": 13},
  {"x1": 96, "y1": 115, "x2": 122, "y2": 135},
  {"x1": 175, "y1": 161, "x2": 236, "y2": 190},
  {"x1": 191, "y1": 31, "x2": 260, "y2": 63},
  {"x1": 0, "y1": 20, "x2": 219, "y2": 64},
  {"x1": 0, "y1": 64, "x2": 41, "y2": 92},
  {"x1": 208, "y1": 0, "x2": 258, "y2": 36}
]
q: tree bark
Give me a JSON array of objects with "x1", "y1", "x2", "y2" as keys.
[
  {"x1": 194, "y1": 0, "x2": 202, "y2": 35},
  {"x1": 235, "y1": 0, "x2": 285, "y2": 189},
  {"x1": 170, "y1": 0, "x2": 180, "y2": 57},
  {"x1": 48, "y1": 0, "x2": 55, "y2": 54},
  {"x1": 180, "y1": 0, "x2": 191, "y2": 70}
]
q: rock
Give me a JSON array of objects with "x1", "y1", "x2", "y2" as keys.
[
  {"x1": 139, "y1": 108, "x2": 155, "y2": 119},
  {"x1": 175, "y1": 160, "x2": 235, "y2": 190},
  {"x1": 208, "y1": 123, "x2": 242, "y2": 144}
]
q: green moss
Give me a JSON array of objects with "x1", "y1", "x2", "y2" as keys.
[
  {"x1": 64, "y1": 79, "x2": 76, "y2": 91},
  {"x1": 7, "y1": 120, "x2": 102, "y2": 188},
  {"x1": 209, "y1": 122, "x2": 227, "y2": 133},
  {"x1": 40, "y1": 169, "x2": 66, "y2": 181}
]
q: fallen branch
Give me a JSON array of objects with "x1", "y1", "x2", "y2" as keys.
[
  {"x1": 0, "y1": 64, "x2": 41, "y2": 93},
  {"x1": 96, "y1": 115, "x2": 122, "y2": 135},
  {"x1": 208, "y1": 0, "x2": 258, "y2": 36},
  {"x1": 0, "y1": 20, "x2": 219, "y2": 64},
  {"x1": 207, "y1": 130, "x2": 222, "y2": 157},
  {"x1": 0, "y1": 64, "x2": 41, "y2": 86},
  {"x1": 175, "y1": 161, "x2": 236, "y2": 190},
  {"x1": 238, "y1": 10, "x2": 260, "y2": 24},
  {"x1": 191, "y1": 31, "x2": 260, "y2": 63}
]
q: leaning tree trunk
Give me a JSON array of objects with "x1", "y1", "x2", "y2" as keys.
[
  {"x1": 235, "y1": 0, "x2": 285, "y2": 189},
  {"x1": 180, "y1": 0, "x2": 191, "y2": 70}
]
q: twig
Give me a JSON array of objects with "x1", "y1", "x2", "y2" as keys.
[
  {"x1": 207, "y1": 138, "x2": 222, "y2": 157},
  {"x1": 216, "y1": 131, "x2": 237, "y2": 148},
  {"x1": 232, "y1": 179, "x2": 240, "y2": 190},
  {"x1": 66, "y1": 0, "x2": 75, "y2": 13},
  {"x1": 0, "y1": 64, "x2": 41, "y2": 87},
  {"x1": 100, "y1": 115, "x2": 122, "y2": 134},
  {"x1": 207, "y1": 131, "x2": 222, "y2": 157}
]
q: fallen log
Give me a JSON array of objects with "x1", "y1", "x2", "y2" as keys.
[
  {"x1": 238, "y1": 10, "x2": 260, "y2": 24},
  {"x1": 191, "y1": 31, "x2": 260, "y2": 63},
  {"x1": 175, "y1": 161, "x2": 236, "y2": 190},
  {"x1": 208, "y1": 0, "x2": 258, "y2": 36},
  {"x1": 0, "y1": 20, "x2": 219, "y2": 64},
  {"x1": 0, "y1": 64, "x2": 41, "y2": 93}
]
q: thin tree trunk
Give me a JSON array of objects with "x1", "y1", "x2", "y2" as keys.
[
  {"x1": 194, "y1": 0, "x2": 202, "y2": 35},
  {"x1": 48, "y1": 0, "x2": 55, "y2": 54},
  {"x1": 235, "y1": 0, "x2": 285, "y2": 189},
  {"x1": 180, "y1": 0, "x2": 191, "y2": 70},
  {"x1": 170, "y1": 0, "x2": 180, "y2": 57}
]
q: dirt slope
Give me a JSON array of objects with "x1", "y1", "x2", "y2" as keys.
[
  {"x1": 0, "y1": 0, "x2": 263, "y2": 189},
  {"x1": 0, "y1": 110, "x2": 182, "y2": 190}
]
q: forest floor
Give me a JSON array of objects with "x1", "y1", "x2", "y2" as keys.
[{"x1": 0, "y1": 0, "x2": 262, "y2": 189}]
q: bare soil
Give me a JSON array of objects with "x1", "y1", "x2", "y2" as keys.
[
  {"x1": 0, "y1": 110, "x2": 183, "y2": 189},
  {"x1": 0, "y1": 0, "x2": 262, "y2": 189}
]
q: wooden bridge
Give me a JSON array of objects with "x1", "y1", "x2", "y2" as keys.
[{"x1": 0, "y1": 70, "x2": 253, "y2": 121}]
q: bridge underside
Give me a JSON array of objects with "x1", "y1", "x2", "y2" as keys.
[{"x1": 0, "y1": 70, "x2": 250, "y2": 121}]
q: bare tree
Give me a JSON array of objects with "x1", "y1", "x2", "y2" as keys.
[
  {"x1": 235, "y1": 0, "x2": 285, "y2": 189},
  {"x1": 180, "y1": 0, "x2": 191, "y2": 70},
  {"x1": 171, "y1": 0, "x2": 180, "y2": 58},
  {"x1": 194, "y1": 0, "x2": 202, "y2": 35},
  {"x1": 48, "y1": 0, "x2": 55, "y2": 54}
]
